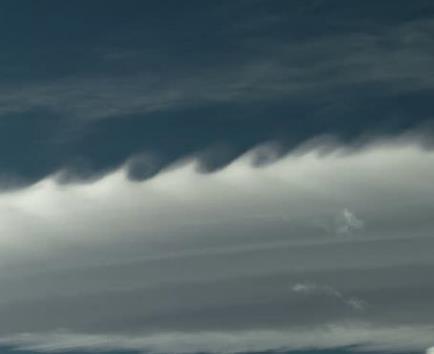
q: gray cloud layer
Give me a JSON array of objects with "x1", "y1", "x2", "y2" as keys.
[{"x1": 0, "y1": 140, "x2": 433, "y2": 353}]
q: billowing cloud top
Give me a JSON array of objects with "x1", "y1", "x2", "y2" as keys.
[
  {"x1": 0, "y1": 1, "x2": 433, "y2": 354},
  {"x1": 0, "y1": 141, "x2": 434, "y2": 353}
]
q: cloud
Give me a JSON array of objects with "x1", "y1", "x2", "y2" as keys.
[
  {"x1": 291, "y1": 283, "x2": 366, "y2": 311},
  {"x1": 0, "y1": 4, "x2": 432, "y2": 353},
  {"x1": 1, "y1": 18, "x2": 434, "y2": 121},
  {"x1": 0, "y1": 141, "x2": 432, "y2": 352},
  {"x1": 346, "y1": 298, "x2": 367, "y2": 311},
  {"x1": 0, "y1": 325, "x2": 433, "y2": 354},
  {"x1": 312, "y1": 208, "x2": 365, "y2": 237},
  {"x1": 335, "y1": 208, "x2": 365, "y2": 236}
]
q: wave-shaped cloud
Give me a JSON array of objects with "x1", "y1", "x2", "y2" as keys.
[{"x1": 0, "y1": 141, "x2": 433, "y2": 353}]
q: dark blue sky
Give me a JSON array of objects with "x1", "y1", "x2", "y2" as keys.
[{"x1": 0, "y1": 0, "x2": 433, "y2": 186}]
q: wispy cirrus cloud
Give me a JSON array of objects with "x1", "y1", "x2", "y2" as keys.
[{"x1": 1, "y1": 18, "x2": 434, "y2": 121}]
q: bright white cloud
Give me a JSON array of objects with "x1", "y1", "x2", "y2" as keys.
[{"x1": 0, "y1": 140, "x2": 433, "y2": 352}]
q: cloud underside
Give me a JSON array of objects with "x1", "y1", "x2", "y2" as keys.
[
  {"x1": 2, "y1": 325, "x2": 434, "y2": 354},
  {"x1": 0, "y1": 140, "x2": 433, "y2": 353}
]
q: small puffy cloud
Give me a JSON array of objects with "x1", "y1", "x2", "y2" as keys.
[
  {"x1": 292, "y1": 282, "x2": 341, "y2": 297},
  {"x1": 335, "y1": 208, "x2": 364, "y2": 236},
  {"x1": 292, "y1": 283, "x2": 318, "y2": 294},
  {"x1": 292, "y1": 282, "x2": 366, "y2": 311},
  {"x1": 346, "y1": 297, "x2": 367, "y2": 311}
]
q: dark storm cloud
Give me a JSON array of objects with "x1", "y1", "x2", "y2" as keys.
[{"x1": 0, "y1": 0, "x2": 433, "y2": 185}]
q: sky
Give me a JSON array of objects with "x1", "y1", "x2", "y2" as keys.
[{"x1": 0, "y1": 1, "x2": 433, "y2": 354}]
